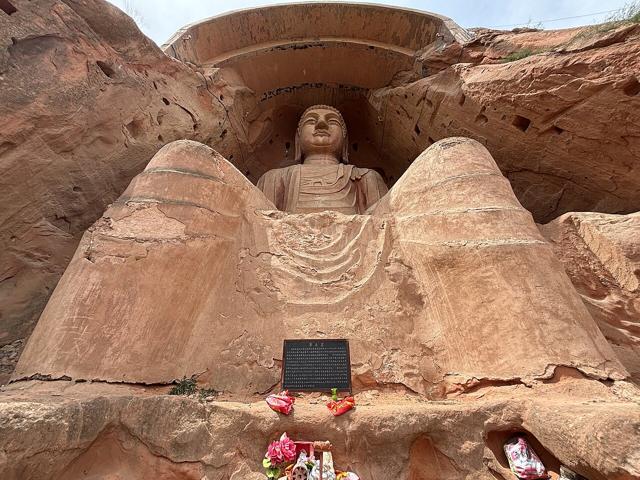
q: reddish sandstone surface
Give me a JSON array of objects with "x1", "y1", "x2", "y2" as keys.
[
  {"x1": 0, "y1": 0, "x2": 232, "y2": 383},
  {"x1": 1, "y1": 375, "x2": 639, "y2": 480},
  {"x1": 541, "y1": 212, "x2": 640, "y2": 384},
  {"x1": 0, "y1": 1, "x2": 639, "y2": 479},
  {"x1": 382, "y1": 24, "x2": 640, "y2": 222}
]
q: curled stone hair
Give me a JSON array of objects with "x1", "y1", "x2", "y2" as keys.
[{"x1": 294, "y1": 105, "x2": 349, "y2": 164}]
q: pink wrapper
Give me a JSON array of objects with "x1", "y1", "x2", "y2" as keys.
[{"x1": 266, "y1": 390, "x2": 295, "y2": 415}]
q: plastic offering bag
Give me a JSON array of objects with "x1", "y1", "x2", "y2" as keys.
[
  {"x1": 326, "y1": 396, "x2": 355, "y2": 416},
  {"x1": 503, "y1": 436, "x2": 548, "y2": 479},
  {"x1": 266, "y1": 390, "x2": 295, "y2": 415}
]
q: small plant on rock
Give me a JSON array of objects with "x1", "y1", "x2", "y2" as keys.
[
  {"x1": 501, "y1": 48, "x2": 535, "y2": 63},
  {"x1": 169, "y1": 376, "x2": 198, "y2": 395},
  {"x1": 198, "y1": 387, "x2": 218, "y2": 400}
]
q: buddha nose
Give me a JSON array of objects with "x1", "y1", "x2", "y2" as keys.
[{"x1": 315, "y1": 118, "x2": 329, "y2": 130}]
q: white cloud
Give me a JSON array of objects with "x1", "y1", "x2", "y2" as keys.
[{"x1": 106, "y1": 0, "x2": 632, "y2": 45}]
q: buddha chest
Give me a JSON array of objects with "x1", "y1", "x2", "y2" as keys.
[{"x1": 294, "y1": 164, "x2": 358, "y2": 214}]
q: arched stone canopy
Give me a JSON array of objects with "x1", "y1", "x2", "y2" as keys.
[
  {"x1": 163, "y1": 3, "x2": 472, "y2": 187},
  {"x1": 163, "y1": 3, "x2": 470, "y2": 69}
]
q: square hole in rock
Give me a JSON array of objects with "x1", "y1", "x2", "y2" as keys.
[{"x1": 512, "y1": 115, "x2": 531, "y2": 132}]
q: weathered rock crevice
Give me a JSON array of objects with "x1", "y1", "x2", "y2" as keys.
[{"x1": 540, "y1": 212, "x2": 640, "y2": 384}]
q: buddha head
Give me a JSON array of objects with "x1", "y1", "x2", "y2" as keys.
[{"x1": 294, "y1": 105, "x2": 349, "y2": 164}]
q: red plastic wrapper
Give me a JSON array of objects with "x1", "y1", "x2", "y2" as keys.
[
  {"x1": 327, "y1": 396, "x2": 355, "y2": 416},
  {"x1": 266, "y1": 390, "x2": 295, "y2": 415}
]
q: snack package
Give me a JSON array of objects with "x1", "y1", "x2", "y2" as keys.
[
  {"x1": 326, "y1": 396, "x2": 355, "y2": 416},
  {"x1": 503, "y1": 436, "x2": 548, "y2": 480},
  {"x1": 266, "y1": 390, "x2": 295, "y2": 415}
]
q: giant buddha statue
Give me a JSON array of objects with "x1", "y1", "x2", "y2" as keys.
[
  {"x1": 13, "y1": 106, "x2": 625, "y2": 395},
  {"x1": 257, "y1": 105, "x2": 387, "y2": 214}
]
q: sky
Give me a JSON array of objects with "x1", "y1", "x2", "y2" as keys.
[{"x1": 106, "y1": 0, "x2": 633, "y2": 46}]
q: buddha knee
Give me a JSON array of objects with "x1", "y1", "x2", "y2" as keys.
[
  {"x1": 416, "y1": 137, "x2": 500, "y2": 182},
  {"x1": 144, "y1": 139, "x2": 231, "y2": 176},
  {"x1": 117, "y1": 140, "x2": 269, "y2": 214},
  {"x1": 377, "y1": 137, "x2": 523, "y2": 215}
]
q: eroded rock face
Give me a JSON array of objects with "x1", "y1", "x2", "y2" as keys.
[
  {"x1": 540, "y1": 212, "x2": 640, "y2": 384},
  {"x1": 0, "y1": 0, "x2": 228, "y2": 382},
  {"x1": 12, "y1": 139, "x2": 626, "y2": 396},
  {"x1": 371, "y1": 25, "x2": 640, "y2": 222}
]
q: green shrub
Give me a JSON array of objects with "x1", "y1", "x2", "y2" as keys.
[
  {"x1": 168, "y1": 377, "x2": 219, "y2": 399},
  {"x1": 169, "y1": 376, "x2": 197, "y2": 395}
]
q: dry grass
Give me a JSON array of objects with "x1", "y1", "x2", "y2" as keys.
[
  {"x1": 607, "y1": 1, "x2": 640, "y2": 24},
  {"x1": 585, "y1": 1, "x2": 640, "y2": 34},
  {"x1": 563, "y1": 2, "x2": 640, "y2": 46},
  {"x1": 500, "y1": 48, "x2": 551, "y2": 63}
]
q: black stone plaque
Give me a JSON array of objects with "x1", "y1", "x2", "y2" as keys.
[{"x1": 282, "y1": 339, "x2": 351, "y2": 393}]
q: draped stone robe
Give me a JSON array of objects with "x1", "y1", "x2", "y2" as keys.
[{"x1": 257, "y1": 163, "x2": 388, "y2": 214}]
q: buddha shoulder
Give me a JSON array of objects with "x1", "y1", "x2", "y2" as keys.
[
  {"x1": 350, "y1": 166, "x2": 384, "y2": 182},
  {"x1": 257, "y1": 164, "x2": 299, "y2": 189}
]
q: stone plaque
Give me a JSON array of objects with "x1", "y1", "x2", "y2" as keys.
[{"x1": 282, "y1": 339, "x2": 351, "y2": 392}]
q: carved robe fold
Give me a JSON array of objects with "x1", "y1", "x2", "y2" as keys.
[{"x1": 257, "y1": 163, "x2": 388, "y2": 214}]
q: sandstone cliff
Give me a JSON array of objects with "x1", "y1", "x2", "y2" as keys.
[
  {"x1": 0, "y1": 0, "x2": 226, "y2": 382},
  {"x1": 541, "y1": 212, "x2": 640, "y2": 384},
  {"x1": 1, "y1": 2, "x2": 640, "y2": 480},
  {"x1": 371, "y1": 23, "x2": 640, "y2": 222}
]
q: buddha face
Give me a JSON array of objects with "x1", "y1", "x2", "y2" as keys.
[{"x1": 298, "y1": 107, "x2": 345, "y2": 160}]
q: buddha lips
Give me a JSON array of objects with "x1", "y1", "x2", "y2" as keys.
[{"x1": 326, "y1": 396, "x2": 355, "y2": 416}]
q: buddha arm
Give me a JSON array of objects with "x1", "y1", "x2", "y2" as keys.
[
  {"x1": 257, "y1": 168, "x2": 286, "y2": 210},
  {"x1": 357, "y1": 168, "x2": 389, "y2": 213}
]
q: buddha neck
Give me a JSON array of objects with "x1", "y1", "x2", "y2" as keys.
[{"x1": 302, "y1": 153, "x2": 341, "y2": 166}]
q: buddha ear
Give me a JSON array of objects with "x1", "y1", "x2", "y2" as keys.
[
  {"x1": 294, "y1": 128, "x2": 302, "y2": 163},
  {"x1": 342, "y1": 132, "x2": 349, "y2": 164}
]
